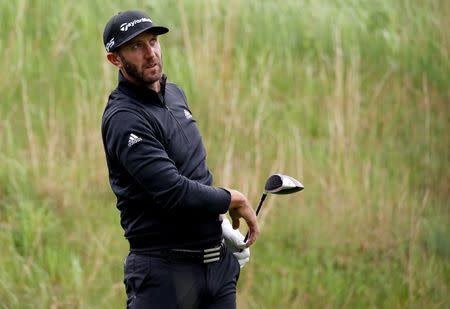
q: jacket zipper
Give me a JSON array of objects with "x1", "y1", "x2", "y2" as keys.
[{"x1": 161, "y1": 96, "x2": 191, "y2": 144}]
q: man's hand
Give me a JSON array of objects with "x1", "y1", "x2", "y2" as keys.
[
  {"x1": 221, "y1": 217, "x2": 250, "y2": 268},
  {"x1": 226, "y1": 189, "x2": 260, "y2": 247}
]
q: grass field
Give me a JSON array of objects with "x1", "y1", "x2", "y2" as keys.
[{"x1": 0, "y1": 0, "x2": 449, "y2": 308}]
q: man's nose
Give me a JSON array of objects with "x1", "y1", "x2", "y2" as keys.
[{"x1": 144, "y1": 43, "x2": 156, "y2": 59}]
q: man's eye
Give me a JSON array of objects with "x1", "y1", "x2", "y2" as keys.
[{"x1": 132, "y1": 43, "x2": 142, "y2": 50}]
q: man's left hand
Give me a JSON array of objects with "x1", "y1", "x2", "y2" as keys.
[{"x1": 221, "y1": 217, "x2": 250, "y2": 268}]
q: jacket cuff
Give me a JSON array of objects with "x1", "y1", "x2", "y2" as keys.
[{"x1": 216, "y1": 187, "x2": 231, "y2": 214}]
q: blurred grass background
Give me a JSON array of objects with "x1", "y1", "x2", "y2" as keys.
[{"x1": 0, "y1": 0, "x2": 449, "y2": 308}]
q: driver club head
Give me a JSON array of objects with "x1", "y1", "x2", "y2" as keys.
[
  {"x1": 242, "y1": 173, "x2": 304, "y2": 244},
  {"x1": 264, "y1": 174, "x2": 304, "y2": 195}
]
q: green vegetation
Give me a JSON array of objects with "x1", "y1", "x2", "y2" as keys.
[{"x1": 0, "y1": 0, "x2": 448, "y2": 308}]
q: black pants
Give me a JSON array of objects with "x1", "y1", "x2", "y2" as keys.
[{"x1": 124, "y1": 245, "x2": 241, "y2": 309}]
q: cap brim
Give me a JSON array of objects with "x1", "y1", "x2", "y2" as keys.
[
  {"x1": 113, "y1": 25, "x2": 169, "y2": 51},
  {"x1": 148, "y1": 26, "x2": 169, "y2": 35}
]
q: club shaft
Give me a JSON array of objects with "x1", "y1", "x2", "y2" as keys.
[{"x1": 243, "y1": 193, "x2": 267, "y2": 243}]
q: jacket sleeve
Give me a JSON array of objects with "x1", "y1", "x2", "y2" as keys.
[{"x1": 104, "y1": 110, "x2": 230, "y2": 215}]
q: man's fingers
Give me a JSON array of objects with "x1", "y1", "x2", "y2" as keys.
[
  {"x1": 242, "y1": 208, "x2": 259, "y2": 245},
  {"x1": 244, "y1": 217, "x2": 260, "y2": 247},
  {"x1": 227, "y1": 188, "x2": 260, "y2": 246},
  {"x1": 245, "y1": 231, "x2": 257, "y2": 247},
  {"x1": 232, "y1": 217, "x2": 240, "y2": 229}
]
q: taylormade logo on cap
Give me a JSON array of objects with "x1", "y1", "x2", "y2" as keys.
[{"x1": 120, "y1": 18, "x2": 152, "y2": 32}]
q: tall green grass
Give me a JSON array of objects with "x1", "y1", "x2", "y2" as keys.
[{"x1": 0, "y1": 0, "x2": 448, "y2": 308}]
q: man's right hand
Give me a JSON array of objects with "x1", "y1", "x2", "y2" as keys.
[{"x1": 226, "y1": 189, "x2": 260, "y2": 247}]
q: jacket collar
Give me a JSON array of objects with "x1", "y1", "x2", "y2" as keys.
[{"x1": 117, "y1": 71, "x2": 167, "y2": 105}]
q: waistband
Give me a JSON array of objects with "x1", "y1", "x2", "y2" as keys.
[{"x1": 130, "y1": 242, "x2": 225, "y2": 264}]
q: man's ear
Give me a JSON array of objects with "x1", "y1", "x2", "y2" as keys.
[{"x1": 106, "y1": 52, "x2": 123, "y2": 69}]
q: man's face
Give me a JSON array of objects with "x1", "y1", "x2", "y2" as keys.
[{"x1": 115, "y1": 32, "x2": 163, "y2": 89}]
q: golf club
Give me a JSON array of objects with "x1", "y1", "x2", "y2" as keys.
[{"x1": 243, "y1": 174, "x2": 304, "y2": 243}]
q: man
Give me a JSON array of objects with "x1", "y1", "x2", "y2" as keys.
[{"x1": 101, "y1": 10, "x2": 259, "y2": 308}]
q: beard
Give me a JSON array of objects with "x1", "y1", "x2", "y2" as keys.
[{"x1": 120, "y1": 56, "x2": 163, "y2": 87}]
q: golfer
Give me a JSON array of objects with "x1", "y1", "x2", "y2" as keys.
[{"x1": 101, "y1": 10, "x2": 259, "y2": 308}]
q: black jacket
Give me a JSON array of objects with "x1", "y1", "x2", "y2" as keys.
[{"x1": 101, "y1": 72, "x2": 231, "y2": 249}]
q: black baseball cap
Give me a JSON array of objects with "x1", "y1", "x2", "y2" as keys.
[{"x1": 103, "y1": 10, "x2": 169, "y2": 52}]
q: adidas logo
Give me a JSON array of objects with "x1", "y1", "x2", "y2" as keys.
[
  {"x1": 128, "y1": 133, "x2": 142, "y2": 147},
  {"x1": 184, "y1": 109, "x2": 193, "y2": 120}
]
